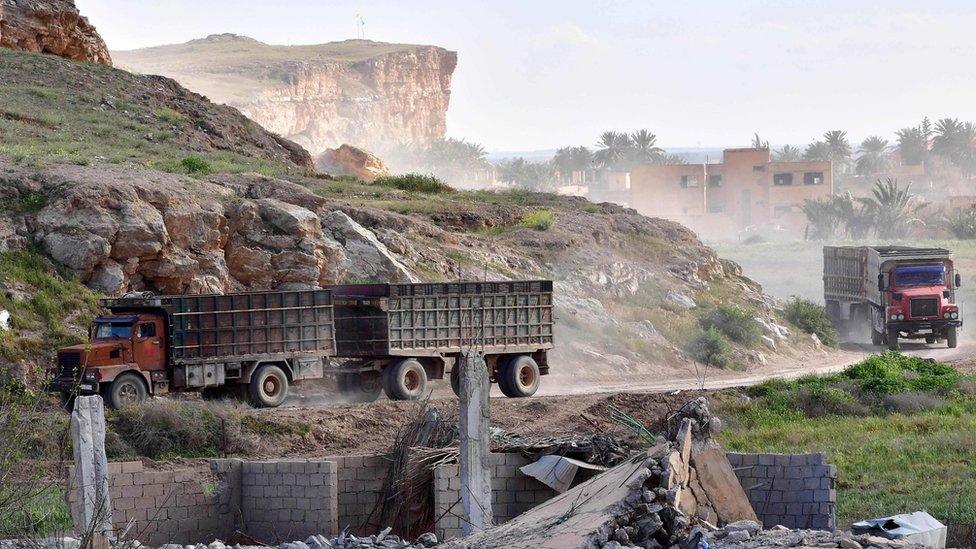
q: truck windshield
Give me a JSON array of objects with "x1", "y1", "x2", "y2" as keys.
[
  {"x1": 94, "y1": 323, "x2": 133, "y2": 339},
  {"x1": 893, "y1": 265, "x2": 945, "y2": 287}
]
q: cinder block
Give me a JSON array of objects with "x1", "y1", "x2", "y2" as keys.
[
  {"x1": 786, "y1": 502, "x2": 803, "y2": 515},
  {"x1": 758, "y1": 454, "x2": 775, "y2": 466},
  {"x1": 121, "y1": 485, "x2": 143, "y2": 499},
  {"x1": 107, "y1": 462, "x2": 123, "y2": 475},
  {"x1": 174, "y1": 470, "x2": 195, "y2": 483},
  {"x1": 773, "y1": 454, "x2": 791, "y2": 466}
]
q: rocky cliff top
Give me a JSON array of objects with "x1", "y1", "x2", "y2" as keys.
[
  {"x1": 112, "y1": 35, "x2": 457, "y2": 154},
  {"x1": 0, "y1": 0, "x2": 111, "y2": 64}
]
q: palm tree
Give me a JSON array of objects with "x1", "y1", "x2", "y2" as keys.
[
  {"x1": 801, "y1": 198, "x2": 838, "y2": 240},
  {"x1": 830, "y1": 192, "x2": 875, "y2": 239},
  {"x1": 804, "y1": 141, "x2": 831, "y2": 162},
  {"x1": 932, "y1": 118, "x2": 969, "y2": 162},
  {"x1": 855, "y1": 136, "x2": 890, "y2": 176},
  {"x1": 552, "y1": 147, "x2": 575, "y2": 180},
  {"x1": 895, "y1": 125, "x2": 928, "y2": 166},
  {"x1": 660, "y1": 153, "x2": 686, "y2": 165},
  {"x1": 593, "y1": 131, "x2": 633, "y2": 170},
  {"x1": 773, "y1": 145, "x2": 802, "y2": 162},
  {"x1": 823, "y1": 130, "x2": 852, "y2": 175},
  {"x1": 629, "y1": 129, "x2": 664, "y2": 164},
  {"x1": 751, "y1": 133, "x2": 769, "y2": 149},
  {"x1": 864, "y1": 178, "x2": 926, "y2": 239}
]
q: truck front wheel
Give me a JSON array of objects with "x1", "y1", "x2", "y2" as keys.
[
  {"x1": 886, "y1": 329, "x2": 900, "y2": 351},
  {"x1": 498, "y1": 355, "x2": 541, "y2": 398},
  {"x1": 248, "y1": 365, "x2": 289, "y2": 408},
  {"x1": 947, "y1": 327, "x2": 958, "y2": 349},
  {"x1": 337, "y1": 371, "x2": 383, "y2": 403},
  {"x1": 103, "y1": 373, "x2": 148, "y2": 409},
  {"x1": 383, "y1": 359, "x2": 427, "y2": 401}
]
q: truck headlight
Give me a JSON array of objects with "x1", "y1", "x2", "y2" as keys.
[
  {"x1": 897, "y1": 314, "x2": 904, "y2": 320},
  {"x1": 944, "y1": 312, "x2": 951, "y2": 319},
  {"x1": 952, "y1": 312, "x2": 959, "y2": 319},
  {"x1": 890, "y1": 314, "x2": 899, "y2": 321}
]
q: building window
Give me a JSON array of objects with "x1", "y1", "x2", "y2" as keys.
[
  {"x1": 773, "y1": 173, "x2": 794, "y2": 186},
  {"x1": 708, "y1": 175, "x2": 722, "y2": 187},
  {"x1": 804, "y1": 172, "x2": 824, "y2": 185},
  {"x1": 680, "y1": 175, "x2": 699, "y2": 188},
  {"x1": 752, "y1": 165, "x2": 766, "y2": 172}
]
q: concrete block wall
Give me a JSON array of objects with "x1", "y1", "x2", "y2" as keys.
[
  {"x1": 433, "y1": 452, "x2": 557, "y2": 541},
  {"x1": 69, "y1": 461, "x2": 228, "y2": 546},
  {"x1": 726, "y1": 452, "x2": 837, "y2": 530},
  {"x1": 331, "y1": 454, "x2": 389, "y2": 534},
  {"x1": 240, "y1": 460, "x2": 337, "y2": 543}
]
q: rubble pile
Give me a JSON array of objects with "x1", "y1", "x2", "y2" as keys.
[
  {"x1": 706, "y1": 523, "x2": 926, "y2": 549},
  {"x1": 585, "y1": 398, "x2": 757, "y2": 549},
  {"x1": 160, "y1": 530, "x2": 438, "y2": 549}
]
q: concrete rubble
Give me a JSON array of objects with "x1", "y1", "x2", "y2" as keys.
[{"x1": 705, "y1": 523, "x2": 926, "y2": 548}]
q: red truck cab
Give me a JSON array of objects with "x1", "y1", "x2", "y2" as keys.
[
  {"x1": 50, "y1": 313, "x2": 167, "y2": 408},
  {"x1": 881, "y1": 264, "x2": 962, "y2": 349}
]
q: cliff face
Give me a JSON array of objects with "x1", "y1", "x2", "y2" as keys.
[
  {"x1": 113, "y1": 35, "x2": 457, "y2": 156},
  {"x1": 0, "y1": 0, "x2": 111, "y2": 64}
]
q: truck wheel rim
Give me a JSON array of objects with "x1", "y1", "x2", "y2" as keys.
[
  {"x1": 119, "y1": 383, "x2": 139, "y2": 405},
  {"x1": 404, "y1": 369, "x2": 420, "y2": 392},
  {"x1": 264, "y1": 376, "x2": 280, "y2": 397},
  {"x1": 518, "y1": 365, "x2": 536, "y2": 389}
]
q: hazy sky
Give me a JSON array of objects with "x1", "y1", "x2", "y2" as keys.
[{"x1": 78, "y1": 0, "x2": 976, "y2": 152}]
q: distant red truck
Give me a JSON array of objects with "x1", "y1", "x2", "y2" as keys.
[
  {"x1": 823, "y1": 246, "x2": 962, "y2": 350},
  {"x1": 48, "y1": 281, "x2": 554, "y2": 409}
]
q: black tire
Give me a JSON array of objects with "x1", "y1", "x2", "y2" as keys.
[
  {"x1": 947, "y1": 327, "x2": 958, "y2": 349},
  {"x1": 925, "y1": 336, "x2": 937, "y2": 345},
  {"x1": 450, "y1": 366, "x2": 461, "y2": 397},
  {"x1": 103, "y1": 373, "x2": 148, "y2": 410},
  {"x1": 886, "y1": 329, "x2": 900, "y2": 351},
  {"x1": 383, "y1": 359, "x2": 427, "y2": 401},
  {"x1": 497, "y1": 355, "x2": 541, "y2": 398},
  {"x1": 201, "y1": 386, "x2": 229, "y2": 401},
  {"x1": 871, "y1": 328, "x2": 884, "y2": 346},
  {"x1": 337, "y1": 371, "x2": 383, "y2": 403},
  {"x1": 248, "y1": 364, "x2": 289, "y2": 408}
]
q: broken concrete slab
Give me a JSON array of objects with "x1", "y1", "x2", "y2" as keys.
[
  {"x1": 519, "y1": 455, "x2": 607, "y2": 493},
  {"x1": 692, "y1": 446, "x2": 759, "y2": 525}
]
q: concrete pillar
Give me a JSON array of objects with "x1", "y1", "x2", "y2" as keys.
[
  {"x1": 458, "y1": 350, "x2": 493, "y2": 535},
  {"x1": 71, "y1": 395, "x2": 114, "y2": 547}
]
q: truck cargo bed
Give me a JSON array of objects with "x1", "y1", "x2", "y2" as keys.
[{"x1": 333, "y1": 280, "x2": 554, "y2": 357}]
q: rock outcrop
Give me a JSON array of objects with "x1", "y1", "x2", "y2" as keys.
[
  {"x1": 0, "y1": 162, "x2": 422, "y2": 295},
  {"x1": 317, "y1": 144, "x2": 391, "y2": 182},
  {"x1": 112, "y1": 35, "x2": 457, "y2": 155},
  {"x1": 0, "y1": 0, "x2": 111, "y2": 64}
]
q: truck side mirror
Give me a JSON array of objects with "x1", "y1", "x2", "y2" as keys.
[
  {"x1": 956, "y1": 273, "x2": 962, "y2": 288},
  {"x1": 878, "y1": 274, "x2": 886, "y2": 292}
]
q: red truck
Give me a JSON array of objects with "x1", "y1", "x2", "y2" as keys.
[
  {"x1": 48, "y1": 281, "x2": 554, "y2": 409},
  {"x1": 823, "y1": 246, "x2": 963, "y2": 350}
]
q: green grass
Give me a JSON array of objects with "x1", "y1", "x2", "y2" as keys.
[
  {"x1": 372, "y1": 173, "x2": 453, "y2": 194},
  {"x1": 721, "y1": 351, "x2": 976, "y2": 526},
  {"x1": 720, "y1": 409, "x2": 976, "y2": 528},
  {"x1": 0, "y1": 250, "x2": 101, "y2": 368},
  {"x1": 520, "y1": 209, "x2": 556, "y2": 231},
  {"x1": 0, "y1": 486, "x2": 72, "y2": 538},
  {"x1": 0, "y1": 48, "x2": 304, "y2": 176}
]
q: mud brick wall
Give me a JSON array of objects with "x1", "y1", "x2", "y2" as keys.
[
  {"x1": 239, "y1": 460, "x2": 337, "y2": 543},
  {"x1": 330, "y1": 454, "x2": 389, "y2": 534},
  {"x1": 726, "y1": 452, "x2": 837, "y2": 530},
  {"x1": 433, "y1": 452, "x2": 557, "y2": 541},
  {"x1": 69, "y1": 461, "x2": 228, "y2": 546}
]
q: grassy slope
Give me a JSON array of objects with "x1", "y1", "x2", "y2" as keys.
[{"x1": 0, "y1": 49, "x2": 302, "y2": 175}]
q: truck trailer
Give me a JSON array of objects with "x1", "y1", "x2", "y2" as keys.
[
  {"x1": 48, "y1": 280, "x2": 554, "y2": 408},
  {"x1": 823, "y1": 246, "x2": 962, "y2": 350}
]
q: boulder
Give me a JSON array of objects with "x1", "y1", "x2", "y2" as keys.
[
  {"x1": 324, "y1": 210, "x2": 418, "y2": 283},
  {"x1": 316, "y1": 144, "x2": 391, "y2": 181}
]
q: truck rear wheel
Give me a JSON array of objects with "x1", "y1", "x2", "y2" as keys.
[
  {"x1": 450, "y1": 366, "x2": 461, "y2": 397},
  {"x1": 103, "y1": 373, "x2": 148, "y2": 409},
  {"x1": 337, "y1": 371, "x2": 383, "y2": 403},
  {"x1": 947, "y1": 327, "x2": 958, "y2": 349},
  {"x1": 383, "y1": 359, "x2": 427, "y2": 401},
  {"x1": 886, "y1": 329, "x2": 900, "y2": 351},
  {"x1": 201, "y1": 387, "x2": 229, "y2": 401},
  {"x1": 871, "y1": 328, "x2": 884, "y2": 346},
  {"x1": 498, "y1": 355, "x2": 540, "y2": 398},
  {"x1": 248, "y1": 365, "x2": 289, "y2": 408}
]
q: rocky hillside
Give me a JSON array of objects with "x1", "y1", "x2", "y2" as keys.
[
  {"x1": 113, "y1": 34, "x2": 457, "y2": 156},
  {"x1": 0, "y1": 47, "x2": 312, "y2": 172},
  {"x1": 0, "y1": 0, "x2": 110, "y2": 64}
]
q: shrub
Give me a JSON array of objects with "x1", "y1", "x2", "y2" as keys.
[
  {"x1": 882, "y1": 391, "x2": 949, "y2": 414},
  {"x1": 372, "y1": 173, "x2": 453, "y2": 194},
  {"x1": 699, "y1": 304, "x2": 762, "y2": 347},
  {"x1": 180, "y1": 156, "x2": 212, "y2": 175},
  {"x1": 520, "y1": 209, "x2": 556, "y2": 231},
  {"x1": 154, "y1": 106, "x2": 187, "y2": 125},
  {"x1": 845, "y1": 351, "x2": 960, "y2": 395},
  {"x1": 794, "y1": 385, "x2": 870, "y2": 418},
  {"x1": 784, "y1": 297, "x2": 838, "y2": 347},
  {"x1": 108, "y1": 400, "x2": 252, "y2": 459},
  {"x1": 688, "y1": 327, "x2": 733, "y2": 368}
]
